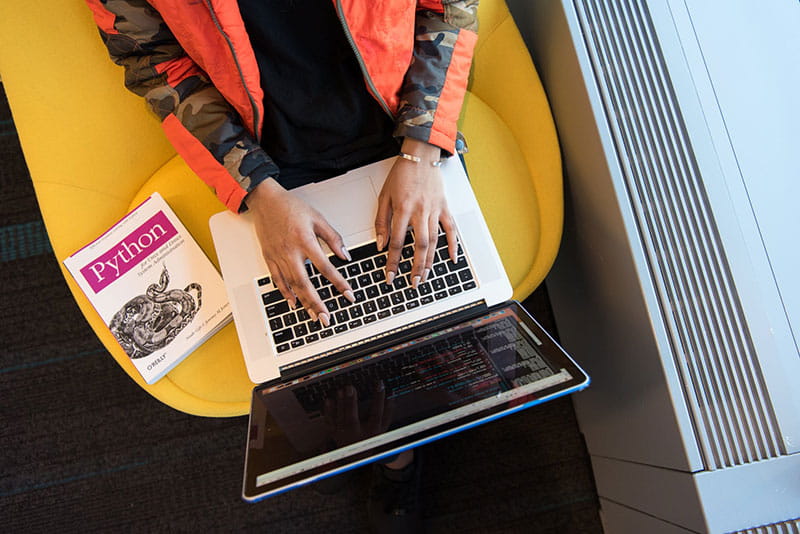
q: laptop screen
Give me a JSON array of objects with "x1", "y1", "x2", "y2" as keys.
[{"x1": 243, "y1": 301, "x2": 588, "y2": 501}]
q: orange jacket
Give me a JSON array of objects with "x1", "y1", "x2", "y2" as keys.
[{"x1": 86, "y1": 0, "x2": 479, "y2": 211}]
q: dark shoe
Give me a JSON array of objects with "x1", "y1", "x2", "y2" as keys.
[{"x1": 368, "y1": 451, "x2": 423, "y2": 533}]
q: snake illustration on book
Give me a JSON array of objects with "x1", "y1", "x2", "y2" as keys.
[{"x1": 110, "y1": 265, "x2": 202, "y2": 359}]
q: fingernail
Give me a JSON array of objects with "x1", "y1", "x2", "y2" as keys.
[
  {"x1": 341, "y1": 246, "x2": 352, "y2": 262},
  {"x1": 344, "y1": 290, "x2": 356, "y2": 303},
  {"x1": 422, "y1": 268, "x2": 430, "y2": 283},
  {"x1": 386, "y1": 271, "x2": 395, "y2": 285},
  {"x1": 319, "y1": 312, "x2": 330, "y2": 327},
  {"x1": 288, "y1": 299, "x2": 296, "y2": 310},
  {"x1": 376, "y1": 234, "x2": 385, "y2": 250},
  {"x1": 412, "y1": 275, "x2": 421, "y2": 289}
]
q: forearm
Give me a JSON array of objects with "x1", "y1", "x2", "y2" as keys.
[
  {"x1": 394, "y1": 1, "x2": 479, "y2": 155},
  {"x1": 86, "y1": 0, "x2": 278, "y2": 212}
]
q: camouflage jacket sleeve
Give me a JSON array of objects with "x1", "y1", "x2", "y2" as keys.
[
  {"x1": 394, "y1": 0, "x2": 479, "y2": 155},
  {"x1": 85, "y1": 0, "x2": 278, "y2": 212}
]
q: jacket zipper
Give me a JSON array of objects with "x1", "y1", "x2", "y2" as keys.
[
  {"x1": 202, "y1": 0, "x2": 263, "y2": 142},
  {"x1": 334, "y1": 0, "x2": 395, "y2": 119}
]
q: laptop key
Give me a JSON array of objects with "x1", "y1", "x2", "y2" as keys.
[
  {"x1": 463, "y1": 281, "x2": 477, "y2": 291},
  {"x1": 391, "y1": 305, "x2": 405, "y2": 315},
  {"x1": 276, "y1": 343, "x2": 290, "y2": 353},
  {"x1": 257, "y1": 276, "x2": 271, "y2": 286},
  {"x1": 445, "y1": 274, "x2": 459, "y2": 287},
  {"x1": 418, "y1": 282, "x2": 432, "y2": 295},
  {"x1": 431, "y1": 278, "x2": 445, "y2": 291},
  {"x1": 363, "y1": 314, "x2": 377, "y2": 324},
  {"x1": 272, "y1": 328, "x2": 293, "y2": 344},
  {"x1": 406, "y1": 300, "x2": 420, "y2": 310},
  {"x1": 335, "y1": 310, "x2": 349, "y2": 324},
  {"x1": 261, "y1": 290, "x2": 283, "y2": 305},
  {"x1": 297, "y1": 309, "x2": 310, "y2": 322},
  {"x1": 268, "y1": 317, "x2": 283, "y2": 331},
  {"x1": 308, "y1": 321, "x2": 322, "y2": 333},
  {"x1": 458, "y1": 268, "x2": 473, "y2": 282},
  {"x1": 346, "y1": 264, "x2": 361, "y2": 277},
  {"x1": 291, "y1": 339, "x2": 305, "y2": 348},
  {"x1": 378, "y1": 310, "x2": 391, "y2": 319},
  {"x1": 318, "y1": 286, "x2": 332, "y2": 300},
  {"x1": 358, "y1": 274, "x2": 372, "y2": 287},
  {"x1": 377, "y1": 296, "x2": 391, "y2": 309},
  {"x1": 348, "y1": 319, "x2": 363, "y2": 329},
  {"x1": 294, "y1": 324, "x2": 308, "y2": 337},
  {"x1": 350, "y1": 305, "x2": 364, "y2": 319},
  {"x1": 390, "y1": 292, "x2": 405, "y2": 305},
  {"x1": 265, "y1": 301, "x2": 290, "y2": 317},
  {"x1": 433, "y1": 263, "x2": 447, "y2": 277},
  {"x1": 305, "y1": 333, "x2": 319, "y2": 343},
  {"x1": 334, "y1": 324, "x2": 348, "y2": 334},
  {"x1": 325, "y1": 299, "x2": 338, "y2": 312},
  {"x1": 360, "y1": 258, "x2": 375, "y2": 272},
  {"x1": 404, "y1": 287, "x2": 418, "y2": 300},
  {"x1": 448, "y1": 286, "x2": 462, "y2": 296},
  {"x1": 365, "y1": 285, "x2": 380, "y2": 299},
  {"x1": 434, "y1": 291, "x2": 448, "y2": 300},
  {"x1": 420, "y1": 295, "x2": 434, "y2": 305},
  {"x1": 379, "y1": 282, "x2": 393, "y2": 295},
  {"x1": 320, "y1": 329, "x2": 334, "y2": 338}
]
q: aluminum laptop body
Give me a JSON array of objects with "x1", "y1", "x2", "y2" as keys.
[
  {"x1": 210, "y1": 156, "x2": 512, "y2": 384},
  {"x1": 208, "y1": 156, "x2": 590, "y2": 502}
]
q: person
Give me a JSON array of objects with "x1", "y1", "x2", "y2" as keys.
[{"x1": 86, "y1": 0, "x2": 479, "y2": 529}]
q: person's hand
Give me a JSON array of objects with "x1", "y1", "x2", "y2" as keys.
[
  {"x1": 375, "y1": 139, "x2": 458, "y2": 288},
  {"x1": 246, "y1": 178, "x2": 355, "y2": 326}
]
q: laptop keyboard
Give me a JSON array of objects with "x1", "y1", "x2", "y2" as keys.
[{"x1": 257, "y1": 228, "x2": 478, "y2": 355}]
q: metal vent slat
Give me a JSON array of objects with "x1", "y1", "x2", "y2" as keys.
[
  {"x1": 734, "y1": 518, "x2": 800, "y2": 534},
  {"x1": 573, "y1": 0, "x2": 783, "y2": 469}
]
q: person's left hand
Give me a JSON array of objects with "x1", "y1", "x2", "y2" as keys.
[{"x1": 375, "y1": 138, "x2": 459, "y2": 288}]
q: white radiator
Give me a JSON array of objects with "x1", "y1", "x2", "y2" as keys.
[{"x1": 507, "y1": 0, "x2": 800, "y2": 531}]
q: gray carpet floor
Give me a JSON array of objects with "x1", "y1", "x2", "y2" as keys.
[{"x1": 0, "y1": 82, "x2": 601, "y2": 533}]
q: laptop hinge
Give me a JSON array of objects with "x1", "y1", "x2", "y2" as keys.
[{"x1": 277, "y1": 300, "x2": 489, "y2": 381}]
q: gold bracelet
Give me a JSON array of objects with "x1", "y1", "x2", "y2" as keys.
[{"x1": 398, "y1": 151, "x2": 444, "y2": 167}]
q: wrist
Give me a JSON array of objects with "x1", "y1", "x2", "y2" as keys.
[
  {"x1": 399, "y1": 139, "x2": 446, "y2": 168},
  {"x1": 245, "y1": 177, "x2": 283, "y2": 212}
]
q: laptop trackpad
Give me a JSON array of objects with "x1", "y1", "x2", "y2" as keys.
[{"x1": 293, "y1": 174, "x2": 378, "y2": 243}]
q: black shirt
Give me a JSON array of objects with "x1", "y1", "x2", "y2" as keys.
[{"x1": 237, "y1": 0, "x2": 399, "y2": 190}]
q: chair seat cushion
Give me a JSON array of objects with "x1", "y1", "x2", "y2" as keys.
[
  {"x1": 126, "y1": 84, "x2": 552, "y2": 414},
  {"x1": 460, "y1": 90, "x2": 543, "y2": 297}
]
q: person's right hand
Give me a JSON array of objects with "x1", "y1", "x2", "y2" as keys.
[{"x1": 246, "y1": 178, "x2": 354, "y2": 326}]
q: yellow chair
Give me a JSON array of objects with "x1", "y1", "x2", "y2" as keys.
[{"x1": 0, "y1": 0, "x2": 561, "y2": 417}]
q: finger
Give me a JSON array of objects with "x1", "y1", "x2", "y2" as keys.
[
  {"x1": 440, "y1": 210, "x2": 459, "y2": 262},
  {"x1": 410, "y1": 215, "x2": 430, "y2": 289},
  {"x1": 281, "y1": 258, "x2": 327, "y2": 323},
  {"x1": 314, "y1": 215, "x2": 351, "y2": 263},
  {"x1": 424, "y1": 216, "x2": 438, "y2": 281},
  {"x1": 374, "y1": 192, "x2": 392, "y2": 251},
  {"x1": 385, "y1": 209, "x2": 410, "y2": 285},
  {"x1": 307, "y1": 246, "x2": 355, "y2": 305},
  {"x1": 267, "y1": 260, "x2": 296, "y2": 308}
]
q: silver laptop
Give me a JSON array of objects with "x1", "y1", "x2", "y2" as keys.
[{"x1": 209, "y1": 156, "x2": 589, "y2": 501}]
